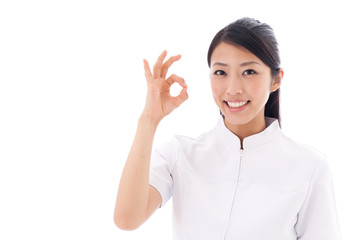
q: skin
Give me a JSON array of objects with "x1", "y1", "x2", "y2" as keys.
[
  {"x1": 114, "y1": 51, "x2": 188, "y2": 230},
  {"x1": 114, "y1": 44, "x2": 283, "y2": 229},
  {"x1": 210, "y1": 42, "x2": 283, "y2": 145}
]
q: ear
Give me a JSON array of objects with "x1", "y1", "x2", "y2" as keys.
[{"x1": 270, "y1": 68, "x2": 284, "y2": 92}]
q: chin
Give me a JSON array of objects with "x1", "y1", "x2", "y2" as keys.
[{"x1": 222, "y1": 113, "x2": 253, "y2": 126}]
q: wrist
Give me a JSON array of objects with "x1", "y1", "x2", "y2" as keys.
[{"x1": 138, "y1": 114, "x2": 161, "y2": 129}]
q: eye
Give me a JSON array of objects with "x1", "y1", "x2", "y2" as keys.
[
  {"x1": 243, "y1": 69, "x2": 256, "y2": 75},
  {"x1": 214, "y1": 70, "x2": 226, "y2": 76}
]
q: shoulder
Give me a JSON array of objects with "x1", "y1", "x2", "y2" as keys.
[
  {"x1": 174, "y1": 127, "x2": 215, "y2": 145},
  {"x1": 282, "y1": 132, "x2": 324, "y2": 154},
  {"x1": 277, "y1": 131, "x2": 329, "y2": 171},
  {"x1": 172, "y1": 126, "x2": 218, "y2": 152},
  {"x1": 265, "y1": 130, "x2": 334, "y2": 189},
  {"x1": 154, "y1": 126, "x2": 216, "y2": 157}
]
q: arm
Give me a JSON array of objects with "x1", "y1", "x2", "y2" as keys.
[{"x1": 114, "y1": 51, "x2": 188, "y2": 230}]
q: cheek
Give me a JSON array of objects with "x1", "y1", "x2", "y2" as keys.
[
  {"x1": 210, "y1": 80, "x2": 223, "y2": 98},
  {"x1": 248, "y1": 81, "x2": 271, "y2": 101}
]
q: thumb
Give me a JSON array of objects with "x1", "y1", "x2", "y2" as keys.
[{"x1": 172, "y1": 86, "x2": 188, "y2": 108}]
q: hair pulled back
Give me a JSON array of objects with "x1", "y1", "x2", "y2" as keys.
[{"x1": 207, "y1": 17, "x2": 282, "y2": 125}]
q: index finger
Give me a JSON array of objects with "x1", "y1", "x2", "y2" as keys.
[
  {"x1": 166, "y1": 74, "x2": 187, "y2": 88},
  {"x1": 161, "y1": 54, "x2": 181, "y2": 79}
]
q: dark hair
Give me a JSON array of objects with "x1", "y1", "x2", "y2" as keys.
[{"x1": 207, "y1": 17, "x2": 281, "y2": 126}]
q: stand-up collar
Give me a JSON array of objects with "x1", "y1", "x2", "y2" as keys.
[{"x1": 215, "y1": 116, "x2": 281, "y2": 151}]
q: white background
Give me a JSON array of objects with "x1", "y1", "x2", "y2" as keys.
[{"x1": 0, "y1": 0, "x2": 359, "y2": 239}]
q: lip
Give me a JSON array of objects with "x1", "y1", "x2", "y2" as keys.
[
  {"x1": 225, "y1": 100, "x2": 249, "y2": 103},
  {"x1": 224, "y1": 100, "x2": 250, "y2": 112}
]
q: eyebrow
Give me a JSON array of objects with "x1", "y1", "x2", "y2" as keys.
[{"x1": 212, "y1": 61, "x2": 261, "y2": 67}]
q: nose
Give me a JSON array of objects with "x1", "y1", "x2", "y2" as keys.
[{"x1": 226, "y1": 75, "x2": 243, "y2": 95}]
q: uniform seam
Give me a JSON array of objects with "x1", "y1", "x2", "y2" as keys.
[
  {"x1": 171, "y1": 137, "x2": 181, "y2": 175},
  {"x1": 275, "y1": 192, "x2": 303, "y2": 239},
  {"x1": 294, "y1": 158, "x2": 321, "y2": 229},
  {"x1": 301, "y1": 159, "x2": 320, "y2": 206}
]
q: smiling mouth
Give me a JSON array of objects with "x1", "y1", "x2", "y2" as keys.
[{"x1": 224, "y1": 100, "x2": 250, "y2": 108}]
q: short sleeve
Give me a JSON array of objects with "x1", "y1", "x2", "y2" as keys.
[
  {"x1": 295, "y1": 158, "x2": 342, "y2": 239},
  {"x1": 149, "y1": 137, "x2": 179, "y2": 208}
]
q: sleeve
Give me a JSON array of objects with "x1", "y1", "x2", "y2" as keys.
[
  {"x1": 149, "y1": 137, "x2": 179, "y2": 208},
  {"x1": 295, "y1": 158, "x2": 342, "y2": 240}
]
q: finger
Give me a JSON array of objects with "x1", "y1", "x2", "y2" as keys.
[
  {"x1": 153, "y1": 50, "x2": 167, "y2": 79},
  {"x1": 166, "y1": 74, "x2": 187, "y2": 88},
  {"x1": 143, "y1": 59, "x2": 153, "y2": 81},
  {"x1": 173, "y1": 86, "x2": 188, "y2": 108},
  {"x1": 161, "y1": 54, "x2": 181, "y2": 78}
]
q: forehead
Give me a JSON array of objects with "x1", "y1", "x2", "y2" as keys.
[{"x1": 210, "y1": 42, "x2": 263, "y2": 66}]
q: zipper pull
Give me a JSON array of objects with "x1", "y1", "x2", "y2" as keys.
[{"x1": 240, "y1": 148, "x2": 244, "y2": 155}]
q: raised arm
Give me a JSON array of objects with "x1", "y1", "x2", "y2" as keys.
[{"x1": 114, "y1": 51, "x2": 188, "y2": 230}]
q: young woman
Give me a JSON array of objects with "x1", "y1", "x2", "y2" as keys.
[{"x1": 114, "y1": 17, "x2": 342, "y2": 239}]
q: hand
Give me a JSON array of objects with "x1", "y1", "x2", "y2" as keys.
[{"x1": 141, "y1": 50, "x2": 188, "y2": 121}]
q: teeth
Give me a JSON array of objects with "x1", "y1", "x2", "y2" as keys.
[{"x1": 226, "y1": 101, "x2": 248, "y2": 108}]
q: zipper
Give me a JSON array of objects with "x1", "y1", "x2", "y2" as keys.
[{"x1": 223, "y1": 148, "x2": 244, "y2": 240}]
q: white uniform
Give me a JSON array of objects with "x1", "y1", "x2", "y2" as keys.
[{"x1": 149, "y1": 117, "x2": 342, "y2": 240}]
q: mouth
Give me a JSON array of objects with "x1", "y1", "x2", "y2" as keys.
[{"x1": 224, "y1": 100, "x2": 250, "y2": 109}]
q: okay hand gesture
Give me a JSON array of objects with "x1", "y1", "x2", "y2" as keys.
[{"x1": 141, "y1": 50, "x2": 188, "y2": 122}]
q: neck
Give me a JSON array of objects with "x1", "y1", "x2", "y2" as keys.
[{"x1": 224, "y1": 113, "x2": 266, "y2": 148}]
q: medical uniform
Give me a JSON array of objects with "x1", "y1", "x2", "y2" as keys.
[{"x1": 149, "y1": 117, "x2": 342, "y2": 240}]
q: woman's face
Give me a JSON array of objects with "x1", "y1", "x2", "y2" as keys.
[{"x1": 210, "y1": 42, "x2": 282, "y2": 129}]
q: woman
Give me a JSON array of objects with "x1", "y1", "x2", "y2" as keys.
[{"x1": 114, "y1": 17, "x2": 342, "y2": 239}]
